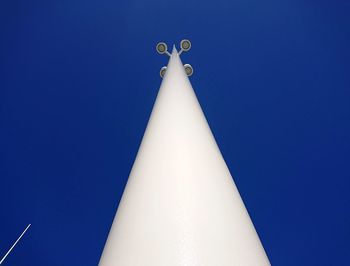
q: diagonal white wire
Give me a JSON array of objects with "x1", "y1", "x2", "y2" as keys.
[{"x1": 0, "y1": 224, "x2": 31, "y2": 265}]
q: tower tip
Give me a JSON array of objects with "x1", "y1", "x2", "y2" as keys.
[{"x1": 171, "y1": 45, "x2": 178, "y2": 54}]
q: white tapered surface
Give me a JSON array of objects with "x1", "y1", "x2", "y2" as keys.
[{"x1": 99, "y1": 48, "x2": 270, "y2": 266}]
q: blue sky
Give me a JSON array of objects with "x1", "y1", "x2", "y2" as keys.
[{"x1": 1, "y1": 0, "x2": 349, "y2": 265}]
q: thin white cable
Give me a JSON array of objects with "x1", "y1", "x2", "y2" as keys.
[{"x1": 0, "y1": 224, "x2": 31, "y2": 265}]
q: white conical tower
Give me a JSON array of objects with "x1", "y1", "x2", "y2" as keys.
[{"x1": 99, "y1": 46, "x2": 270, "y2": 266}]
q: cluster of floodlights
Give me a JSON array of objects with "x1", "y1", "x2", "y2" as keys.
[{"x1": 156, "y1": 39, "x2": 193, "y2": 78}]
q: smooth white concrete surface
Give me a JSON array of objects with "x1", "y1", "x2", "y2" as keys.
[{"x1": 99, "y1": 47, "x2": 270, "y2": 266}]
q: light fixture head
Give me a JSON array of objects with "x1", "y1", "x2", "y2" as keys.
[
  {"x1": 184, "y1": 64, "x2": 193, "y2": 76},
  {"x1": 156, "y1": 42, "x2": 168, "y2": 54},
  {"x1": 180, "y1": 39, "x2": 191, "y2": 52},
  {"x1": 160, "y1": 66, "x2": 167, "y2": 78}
]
